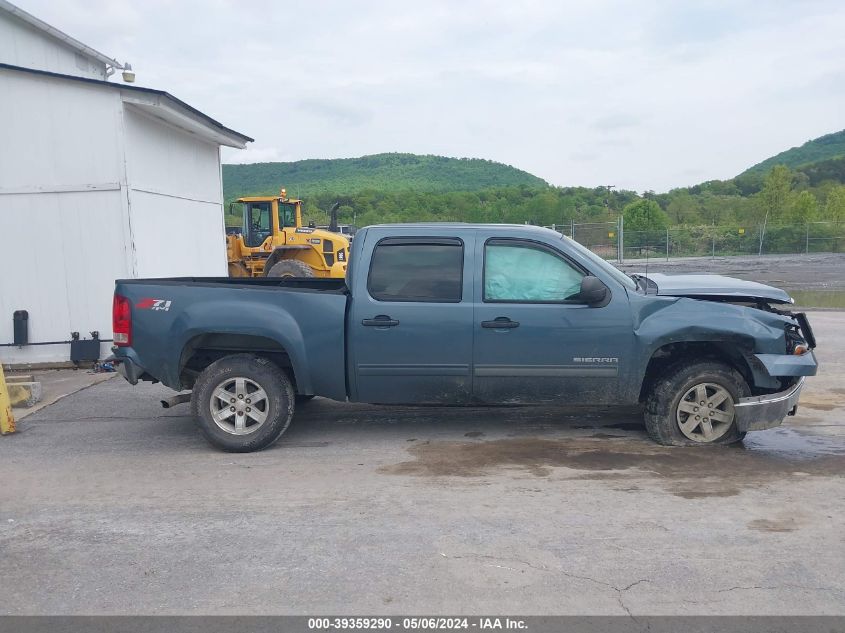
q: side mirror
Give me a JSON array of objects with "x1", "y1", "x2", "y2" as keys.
[{"x1": 579, "y1": 275, "x2": 610, "y2": 307}]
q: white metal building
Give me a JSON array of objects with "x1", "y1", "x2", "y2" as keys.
[{"x1": 0, "y1": 2, "x2": 251, "y2": 365}]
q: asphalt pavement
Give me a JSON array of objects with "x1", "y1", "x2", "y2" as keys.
[{"x1": 1, "y1": 313, "x2": 843, "y2": 615}]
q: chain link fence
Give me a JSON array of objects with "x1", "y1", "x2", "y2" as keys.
[
  {"x1": 545, "y1": 221, "x2": 620, "y2": 259},
  {"x1": 544, "y1": 221, "x2": 845, "y2": 261}
]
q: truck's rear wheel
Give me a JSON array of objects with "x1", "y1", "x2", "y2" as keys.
[
  {"x1": 644, "y1": 360, "x2": 748, "y2": 446},
  {"x1": 267, "y1": 259, "x2": 314, "y2": 278},
  {"x1": 191, "y1": 354, "x2": 294, "y2": 452}
]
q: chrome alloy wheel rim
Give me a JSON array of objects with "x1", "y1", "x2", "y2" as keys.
[
  {"x1": 676, "y1": 382, "x2": 735, "y2": 442},
  {"x1": 209, "y1": 377, "x2": 269, "y2": 435}
]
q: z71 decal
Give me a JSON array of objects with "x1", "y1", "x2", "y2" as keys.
[{"x1": 136, "y1": 298, "x2": 172, "y2": 312}]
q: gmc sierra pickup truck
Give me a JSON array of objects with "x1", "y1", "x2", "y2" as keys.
[{"x1": 111, "y1": 223, "x2": 818, "y2": 452}]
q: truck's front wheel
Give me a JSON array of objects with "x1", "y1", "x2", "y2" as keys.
[
  {"x1": 644, "y1": 360, "x2": 748, "y2": 446},
  {"x1": 191, "y1": 354, "x2": 294, "y2": 452}
]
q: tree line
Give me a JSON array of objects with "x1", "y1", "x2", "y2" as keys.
[{"x1": 224, "y1": 163, "x2": 845, "y2": 234}]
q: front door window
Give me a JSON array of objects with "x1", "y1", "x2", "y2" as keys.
[{"x1": 484, "y1": 240, "x2": 584, "y2": 302}]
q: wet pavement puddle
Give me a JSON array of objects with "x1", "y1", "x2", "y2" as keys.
[
  {"x1": 747, "y1": 518, "x2": 799, "y2": 532},
  {"x1": 380, "y1": 427, "x2": 844, "y2": 497}
]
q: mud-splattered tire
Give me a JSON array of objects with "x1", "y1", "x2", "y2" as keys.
[
  {"x1": 191, "y1": 354, "x2": 294, "y2": 452},
  {"x1": 644, "y1": 360, "x2": 748, "y2": 446},
  {"x1": 266, "y1": 259, "x2": 314, "y2": 278}
]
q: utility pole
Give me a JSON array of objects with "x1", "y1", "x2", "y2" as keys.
[
  {"x1": 602, "y1": 185, "x2": 616, "y2": 215},
  {"x1": 603, "y1": 185, "x2": 618, "y2": 260}
]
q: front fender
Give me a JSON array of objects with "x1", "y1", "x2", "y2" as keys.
[{"x1": 631, "y1": 295, "x2": 794, "y2": 389}]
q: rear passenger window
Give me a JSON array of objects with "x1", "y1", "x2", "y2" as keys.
[{"x1": 368, "y1": 238, "x2": 463, "y2": 302}]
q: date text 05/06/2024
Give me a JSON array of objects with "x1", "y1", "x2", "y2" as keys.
[{"x1": 307, "y1": 617, "x2": 527, "y2": 630}]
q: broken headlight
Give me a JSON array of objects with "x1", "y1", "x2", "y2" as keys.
[{"x1": 785, "y1": 324, "x2": 809, "y2": 355}]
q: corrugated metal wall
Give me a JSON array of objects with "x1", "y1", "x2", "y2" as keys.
[
  {"x1": 0, "y1": 190, "x2": 131, "y2": 363},
  {"x1": 0, "y1": 70, "x2": 228, "y2": 364},
  {"x1": 123, "y1": 107, "x2": 228, "y2": 278},
  {"x1": 0, "y1": 11, "x2": 107, "y2": 79},
  {"x1": 0, "y1": 72, "x2": 131, "y2": 363}
]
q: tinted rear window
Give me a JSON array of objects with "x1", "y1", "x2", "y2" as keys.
[{"x1": 367, "y1": 239, "x2": 463, "y2": 302}]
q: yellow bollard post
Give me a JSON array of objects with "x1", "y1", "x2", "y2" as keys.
[{"x1": 0, "y1": 363, "x2": 16, "y2": 435}]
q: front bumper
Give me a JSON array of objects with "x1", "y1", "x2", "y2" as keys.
[
  {"x1": 734, "y1": 377, "x2": 805, "y2": 432},
  {"x1": 755, "y1": 351, "x2": 818, "y2": 377}
]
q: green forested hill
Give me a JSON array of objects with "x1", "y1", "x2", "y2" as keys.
[
  {"x1": 792, "y1": 154, "x2": 845, "y2": 186},
  {"x1": 222, "y1": 138, "x2": 845, "y2": 232},
  {"x1": 222, "y1": 153, "x2": 547, "y2": 201},
  {"x1": 740, "y1": 129, "x2": 845, "y2": 176}
]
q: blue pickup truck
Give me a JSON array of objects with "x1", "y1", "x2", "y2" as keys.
[{"x1": 111, "y1": 223, "x2": 817, "y2": 452}]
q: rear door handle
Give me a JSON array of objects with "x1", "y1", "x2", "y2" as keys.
[
  {"x1": 362, "y1": 315, "x2": 399, "y2": 327},
  {"x1": 481, "y1": 317, "x2": 520, "y2": 329}
]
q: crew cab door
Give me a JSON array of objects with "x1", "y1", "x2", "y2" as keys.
[
  {"x1": 349, "y1": 235, "x2": 474, "y2": 404},
  {"x1": 472, "y1": 236, "x2": 633, "y2": 404}
]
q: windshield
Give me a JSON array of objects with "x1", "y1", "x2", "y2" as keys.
[{"x1": 559, "y1": 235, "x2": 637, "y2": 291}]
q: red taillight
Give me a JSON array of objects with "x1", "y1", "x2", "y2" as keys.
[{"x1": 112, "y1": 294, "x2": 131, "y2": 346}]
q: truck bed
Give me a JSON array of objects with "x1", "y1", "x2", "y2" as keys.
[{"x1": 113, "y1": 276, "x2": 349, "y2": 399}]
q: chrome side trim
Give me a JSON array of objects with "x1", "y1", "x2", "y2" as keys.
[{"x1": 474, "y1": 365, "x2": 618, "y2": 377}]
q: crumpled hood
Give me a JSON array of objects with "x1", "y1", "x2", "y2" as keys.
[{"x1": 640, "y1": 273, "x2": 793, "y2": 304}]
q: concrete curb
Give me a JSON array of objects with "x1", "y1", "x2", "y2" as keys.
[
  {"x1": 8, "y1": 381, "x2": 43, "y2": 408},
  {"x1": 14, "y1": 372, "x2": 117, "y2": 420}
]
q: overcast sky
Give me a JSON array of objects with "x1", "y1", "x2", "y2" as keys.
[{"x1": 19, "y1": 0, "x2": 845, "y2": 191}]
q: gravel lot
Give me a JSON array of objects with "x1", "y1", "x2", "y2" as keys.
[
  {"x1": 617, "y1": 252, "x2": 845, "y2": 292},
  {"x1": 1, "y1": 309, "x2": 842, "y2": 616}
]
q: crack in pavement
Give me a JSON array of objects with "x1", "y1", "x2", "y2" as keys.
[
  {"x1": 439, "y1": 552, "x2": 650, "y2": 618},
  {"x1": 24, "y1": 414, "x2": 187, "y2": 422},
  {"x1": 716, "y1": 584, "x2": 837, "y2": 594}
]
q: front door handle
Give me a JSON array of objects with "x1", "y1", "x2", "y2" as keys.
[
  {"x1": 481, "y1": 317, "x2": 520, "y2": 329},
  {"x1": 362, "y1": 315, "x2": 400, "y2": 327}
]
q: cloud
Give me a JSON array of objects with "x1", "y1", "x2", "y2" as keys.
[
  {"x1": 296, "y1": 99, "x2": 373, "y2": 127},
  {"x1": 15, "y1": 0, "x2": 845, "y2": 191},
  {"x1": 592, "y1": 114, "x2": 644, "y2": 131},
  {"x1": 223, "y1": 146, "x2": 283, "y2": 164}
]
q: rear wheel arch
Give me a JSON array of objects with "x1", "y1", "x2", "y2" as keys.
[{"x1": 179, "y1": 332, "x2": 300, "y2": 392}]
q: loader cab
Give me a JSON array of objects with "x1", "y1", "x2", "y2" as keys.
[
  {"x1": 229, "y1": 193, "x2": 304, "y2": 250},
  {"x1": 232, "y1": 201, "x2": 273, "y2": 248}
]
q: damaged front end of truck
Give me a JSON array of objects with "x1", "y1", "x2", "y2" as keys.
[{"x1": 630, "y1": 272, "x2": 818, "y2": 433}]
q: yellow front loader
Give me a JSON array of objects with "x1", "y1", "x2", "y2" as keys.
[{"x1": 226, "y1": 189, "x2": 350, "y2": 278}]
